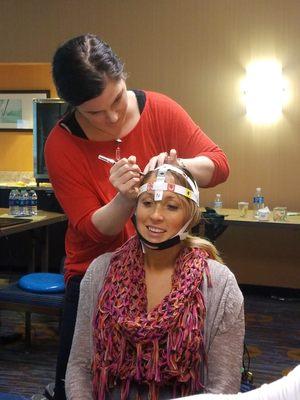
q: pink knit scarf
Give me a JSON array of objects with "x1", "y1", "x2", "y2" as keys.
[{"x1": 92, "y1": 235, "x2": 210, "y2": 400}]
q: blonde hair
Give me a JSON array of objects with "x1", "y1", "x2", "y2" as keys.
[
  {"x1": 140, "y1": 167, "x2": 223, "y2": 263},
  {"x1": 184, "y1": 234, "x2": 223, "y2": 263}
]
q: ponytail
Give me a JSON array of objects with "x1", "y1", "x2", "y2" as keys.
[{"x1": 184, "y1": 234, "x2": 223, "y2": 263}]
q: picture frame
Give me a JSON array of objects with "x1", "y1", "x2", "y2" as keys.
[{"x1": 0, "y1": 90, "x2": 50, "y2": 131}]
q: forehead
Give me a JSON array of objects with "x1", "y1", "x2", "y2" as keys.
[
  {"x1": 139, "y1": 190, "x2": 182, "y2": 204},
  {"x1": 78, "y1": 79, "x2": 124, "y2": 111}
]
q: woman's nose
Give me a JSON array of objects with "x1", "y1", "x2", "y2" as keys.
[
  {"x1": 106, "y1": 110, "x2": 118, "y2": 123},
  {"x1": 150, "y1": 204, "x2": 164, "y2": 220}
]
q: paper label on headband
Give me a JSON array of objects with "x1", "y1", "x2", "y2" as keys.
[
  {"x1": 185, "y1": 189, "x2": 193, "y2": 199},
  {"x1": 154, "y1": 190, "x2": 163, "y2": 201}
]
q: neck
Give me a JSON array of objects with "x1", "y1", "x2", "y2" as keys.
[
  {"x1": 75, "y1": 109, "x2": 123, "y2": 142},
  {"x1": 143, "y1": 243, "x2": 183, "y2": 271}
]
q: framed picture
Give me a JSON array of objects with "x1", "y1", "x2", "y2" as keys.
[{"x1": 0, "y1": 90, "x2": 50, "y2": 131}]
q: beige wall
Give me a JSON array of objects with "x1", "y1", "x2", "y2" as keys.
[
  {"x1": 1, "y1": 0, "x2": 300, "y2": 287},
  {"x1": 1, "y1": 0, "x2": 300, "y2": 210}
]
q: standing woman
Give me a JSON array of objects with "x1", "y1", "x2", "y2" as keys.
[
  {"x1": 45, "y1": 34, "x2": 230, "y2": 399},
  {"x1": 66, "y1": 165, "x2": 244, "y2": 400}
]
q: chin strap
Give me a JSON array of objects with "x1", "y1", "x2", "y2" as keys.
[{"x1": 136, "y1": 217, "x2": 192, "y2": 252}]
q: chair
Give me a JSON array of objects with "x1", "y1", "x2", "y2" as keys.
[
  {"x1": 0, "y1": 394, "x2": 30, "y2": 400},
  {"x1": 192, "y1": 207, "x2": 228, "y2": 243},
  {"x1": 0, "y1": 273, "x2": 65, "y2": 347}
]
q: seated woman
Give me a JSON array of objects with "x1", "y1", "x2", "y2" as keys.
[{"x1": 65, "y1": 164, "x2": 245, "y2": 400}]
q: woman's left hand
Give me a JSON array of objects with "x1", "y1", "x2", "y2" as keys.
[{"x1": 143, "y1": 149, "x2": 181, "y2": 174}]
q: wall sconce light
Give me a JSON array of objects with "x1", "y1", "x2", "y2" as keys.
[{"x1": 242, "y1": 60, "x2": 287, "y2": 124}]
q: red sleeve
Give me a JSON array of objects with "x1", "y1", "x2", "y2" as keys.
[
  {"x1": 44, "y1": 126, "x2": 120, "y2": 244},
  {"x1": 149, "y1": 93, "x2": 230, "y2": 187}
]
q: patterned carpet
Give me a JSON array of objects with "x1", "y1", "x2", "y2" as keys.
[
  {"x1": 243, "y1": 289, "x2": 300, "y2": 384},
  {"x1": 0, "y1": 289, "x2": 299, "y2": 398},
  {"x1": 0, "y1": 312, "x2": 59, "y2": 397}
]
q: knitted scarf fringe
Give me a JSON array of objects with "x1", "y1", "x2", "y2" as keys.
[{"x1": 92, "y1": 235, "x2": 210, "y2": 400}]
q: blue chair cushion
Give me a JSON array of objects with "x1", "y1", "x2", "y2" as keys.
[
  {"x1": 0, "y1": 394, "x2": 30, "y2": 400},
  {"x1": 0, "y1": 282, "x2": 64, "y2": 309},
  {"x1": 0, "y1": 393, "x2": 29, "y2": 400},
  {"x1": 18, "y1": 273, "x2": 65, "y2": 294}
]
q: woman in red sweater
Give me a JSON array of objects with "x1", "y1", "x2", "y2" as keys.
[{"x1": 43, "y1": 33, "x2": 229, "y2": 400}]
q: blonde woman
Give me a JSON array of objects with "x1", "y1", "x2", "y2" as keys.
[{"x1": 66, "y1": 165, "x2": 244, "y2": 400}]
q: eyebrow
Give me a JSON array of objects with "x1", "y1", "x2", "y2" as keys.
[
  {"x1": 163, "y1": 194, "x2": 180, "y2": 201},
  {"x1": 113, "y1": 89, "x2": 124, "y2": 103}
]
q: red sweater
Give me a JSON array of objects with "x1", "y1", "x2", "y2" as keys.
[{"x1": 45, "y1": 91, "x2": 229, "y2": 280}]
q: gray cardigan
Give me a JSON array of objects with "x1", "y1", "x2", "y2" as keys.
[{"x1": 65, "y1": 253, "x2": 245, "y2": 399}]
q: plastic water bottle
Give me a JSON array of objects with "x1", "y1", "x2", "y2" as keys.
[
  {"x1": 8, "y1": 189, "x2": 16, "y2": 215},
  {"x1": 213, "y1": 193, "x2": 223, "y2": 210},
  {"x1": 19, "y1": 189, "x2": 29, "y2": 216},
  {"x1": 253, "y1": 187, "x2": 264, "y2": 218},
  {"x1": 8, "y1": 189, "x2": 20, "y2": 216},
  {"x1": 28, "y1": 189, "x2": 38, "y2": 215}
]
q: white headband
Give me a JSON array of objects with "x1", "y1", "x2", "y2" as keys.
[{"x1": 138, "y1": 164, "x2": 200, "y2": 206}]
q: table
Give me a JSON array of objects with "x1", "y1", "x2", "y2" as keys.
[
  {"x1": 0, "y1": 208, "x2": 67, "y2": 272},
  {"x1": 219, "y1": 208, "x2": 300, "y2": 227},
  {"x1": 0, "y1": 209, "x2": 67, "y2": 345},
  {"x1": 212, "y1": 208, "x2": 300, "y2": 289}
]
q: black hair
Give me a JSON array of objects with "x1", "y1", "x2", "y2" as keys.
[{"x1": 52, "y1": 34, "x2": 127, "y2": 106}]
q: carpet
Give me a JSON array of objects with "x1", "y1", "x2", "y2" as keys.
[{"x1": 0, "y1": 290, "x2": 299, "y2": 397}]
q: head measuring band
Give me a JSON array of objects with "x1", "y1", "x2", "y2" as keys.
[{"x1": 138, "y1": 164, "x2": 200, "y2": 206}]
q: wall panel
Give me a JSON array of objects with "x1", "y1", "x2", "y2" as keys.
[{"x1": 0, "y1": 63, "x2": 56, "y2": 170}]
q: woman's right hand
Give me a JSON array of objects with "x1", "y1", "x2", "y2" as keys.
[{"x1": 109, "y1": 155, "x2": 142, "y2": 200}]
